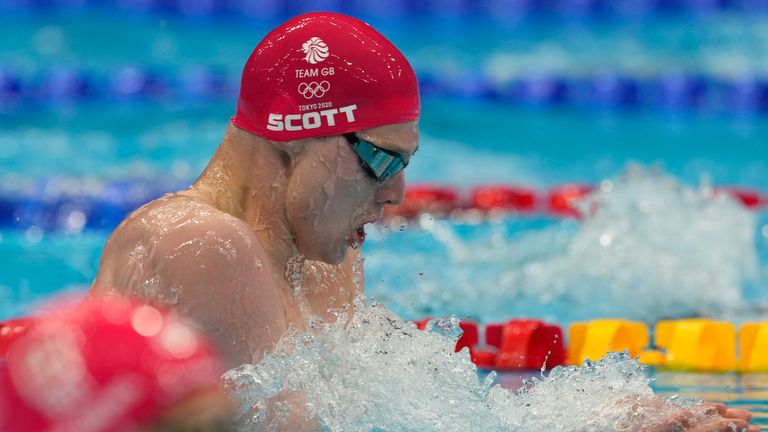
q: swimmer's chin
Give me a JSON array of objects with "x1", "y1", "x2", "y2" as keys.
[
  {"x1": 298, "y1": 227, "x2": 364, "y2": 265},
  {"x1": 299, "y1": 244, "x2": 349, "y2": 266}
]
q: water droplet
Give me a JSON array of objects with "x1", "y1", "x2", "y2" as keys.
[
  {"x1": 419, "y1": 213, "x2": 435, "y2": 230},
  {"x1": 285, "y1": 254, "x2": 305, "y2": 295},
  {"x1": 167, "y1": 286, "x2": 180, "y2": 305},
  {"x1": 63, "y1": 209, "x2": 87, "y2": 232},
  {"x1": 424, "y1": 316, "x2": 462, "y2": 340}
]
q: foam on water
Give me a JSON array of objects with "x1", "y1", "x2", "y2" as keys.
[
  {"x1": 369, "y1": 166, "x2": 763, "y2": 323},
  {"x1": 223, "y1": 301, "x2": 720, "y2": 431}
]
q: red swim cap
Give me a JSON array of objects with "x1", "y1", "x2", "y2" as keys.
[
  {"x1": 231, "y1": 12, "x2": 420, "y2": 141},
  {"x1": 0, "y1": 299, "x2": 224, "y2": 431}
]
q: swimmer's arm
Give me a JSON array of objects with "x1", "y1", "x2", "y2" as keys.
[
  {"x1": 151, "y1": 219, "x2": 287, "y2": 367},
  {"x1": 155, "y1": 222, "x2": 323, "y2": 428}
]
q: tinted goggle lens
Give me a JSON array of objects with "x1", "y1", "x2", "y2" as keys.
[{"x1": 345, "y1": 133, "x2": 408, "y2": 183}]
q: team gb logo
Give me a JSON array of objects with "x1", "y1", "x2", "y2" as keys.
[{"x1": 302, "y1": 37, "x2": 329, "y2": 64}]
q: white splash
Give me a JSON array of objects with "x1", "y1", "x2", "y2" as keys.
[
  {"x1": 368, "y1": 167, "x2": 762, "y2": 323},
  {"x1": 222, "y1": 302, "x2": 721, "y2": 431}
]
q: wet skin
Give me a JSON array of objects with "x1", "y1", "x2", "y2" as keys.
[
  {"x1": 89, "y1": 121, "x2": 419, "y2": 367},
  {"x1": 642, "y1": 401, "x2": 759, "y2": 432}
]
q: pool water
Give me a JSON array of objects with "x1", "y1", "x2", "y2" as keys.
[{"x1": 3, "y1": 7, "x2": 768, "y2": 430}]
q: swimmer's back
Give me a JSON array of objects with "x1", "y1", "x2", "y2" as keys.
[{"x1": 90, "y1": 192, "x2": 287, "y2": 366}]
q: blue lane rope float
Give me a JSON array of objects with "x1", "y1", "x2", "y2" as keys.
[
  {"x1": 3, "y1": 0, "x2": 768, "y2": 18},
  {"x1": 2, "y1": 66, "x2": 768, "y2": 115},
  {"x1": 0, "y1": 177, "x2": 187, "y2": 231},
  {"x1": 0, "y1": 66, "x2": 239, "y2": 109}
]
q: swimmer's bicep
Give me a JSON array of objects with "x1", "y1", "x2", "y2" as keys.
[{"x1": 153, "y1": 222, "x2": 286, "y2": 361}]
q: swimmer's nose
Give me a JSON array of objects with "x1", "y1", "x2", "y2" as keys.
[{"x1": 375, "y1": 170, "x2": 406, "y2": 206}]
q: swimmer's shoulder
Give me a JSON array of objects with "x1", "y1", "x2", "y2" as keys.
[
  {"x1": 98, "y1": 192, "x2": 269, "y2": 286},
  {"x1": 142, "y1": 193, "x2": 265, "y2": 261},
  {"x1": 93, "y1": 193, "x2": 285, "y2": 366},
  {"x1": 112, "y1": 192, "x2": 258, "y2": 247}
]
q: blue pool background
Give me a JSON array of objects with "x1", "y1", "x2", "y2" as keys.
[{"x1": 2, "y1": 4, "x2": 768, "y2": 428}]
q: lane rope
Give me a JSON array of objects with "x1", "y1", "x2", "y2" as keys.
[{"x1": 0, "y1": 180, "x2": 764, "y2": 231}]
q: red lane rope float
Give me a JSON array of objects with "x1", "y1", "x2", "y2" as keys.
[
  {"x1": 470, "y1": 185, "x2": 537, "y2": 213},
  {"x1": 494, "y1": 320, "x2": 566, "y2": 369},
  {"x1": 471, "y1": 350, "x2": 498, "y2": 368},
  {"x1": 471, "y1": 322, "x2": 505, "y2": 369},
  {"x1": 472, "y1": 320, "x2": 566, "y2": 370},
  {"x1": 414, "y1": 317, "x2": 431, "y2": 330},
  {"x1": 414, "y1": 318, "x2": 567, "y2": 371},
  {"x1": 547, "y1": 184, "x2": 595, "y2": 218},
  {"x1": 714, "y1": 187, "x2": 764, "y2": 209},
  {"x1": 385, "y1": 184, "x2": 460, "y2": 219},
  {"x1": 456, "y1": 321, "x2": 480, "y2": 352}
]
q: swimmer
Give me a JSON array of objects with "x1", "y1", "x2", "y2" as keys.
[
  {"x1": 88, "y1": 12, "x2": 757, "y2": 432},
  {"x1": 90, "y1": 12, "x2": 419, "y2": 368}
]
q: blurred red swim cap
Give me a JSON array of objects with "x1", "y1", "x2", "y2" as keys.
[
  {"x1": 231, "y1": 12, "x2": 420, "y2": 141},
  {"x1": 0, "y1": 299, "x2": 224, "y2": 432}
]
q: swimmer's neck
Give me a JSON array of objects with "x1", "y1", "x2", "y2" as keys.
[{"x1": 187, "y1": 124, "x2": 298, "y2": 272}]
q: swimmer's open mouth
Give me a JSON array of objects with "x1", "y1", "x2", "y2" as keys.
[{"x1": 348, "y1": 226, "x2": 366, "y2": 248}]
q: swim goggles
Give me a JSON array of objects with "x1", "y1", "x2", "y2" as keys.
[{"x1": 344, "y1": 133, "x2": 408, "y2": 183}]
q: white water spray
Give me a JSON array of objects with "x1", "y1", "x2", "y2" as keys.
[{"x1": 223, "y1": 301, "x2": 723, "y2": 431}]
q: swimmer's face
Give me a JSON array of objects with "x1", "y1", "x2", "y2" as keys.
[{"x1": 285, "y1": 121, "x2": 419, "y2": 264}]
